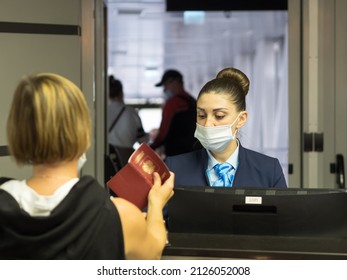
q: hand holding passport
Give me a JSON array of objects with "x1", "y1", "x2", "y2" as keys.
[{"x1": 107, "y1": 143, "x2": 170, "y2": 209}]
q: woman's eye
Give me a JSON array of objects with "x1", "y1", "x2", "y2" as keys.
[
  {"x1": 215, "y1": 115, "x2": 225, "y2": 120},
  {"x1": 197, "y1": 114, "x2": 206, "y2": 119}
]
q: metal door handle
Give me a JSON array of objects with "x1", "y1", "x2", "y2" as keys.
[{"x1": 336, "y1": 154, "x2": 345, "y2": 188}]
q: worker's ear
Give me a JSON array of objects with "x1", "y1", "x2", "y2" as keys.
[{"x1": 236, "y1": 111, "x2": 248, "y2": 130}]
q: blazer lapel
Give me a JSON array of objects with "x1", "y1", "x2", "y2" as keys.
[
  {"x1": 233, "y1": 143, "x2": 246, "y2": 186},
  {"x1": 200, "y1": 149, "x2": 210, "y2": 185}
]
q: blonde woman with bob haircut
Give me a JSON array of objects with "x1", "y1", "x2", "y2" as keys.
[{"x1": 0, "y1": 73, "x2": 174, "y2": 259}]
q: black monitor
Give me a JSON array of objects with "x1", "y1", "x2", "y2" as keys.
[
  {"x1": 166, "y1": 0, "x2": 288, "y2": 11},
  {"x1": 167, "y1": 186, "x2": 347, "y2": 238}
]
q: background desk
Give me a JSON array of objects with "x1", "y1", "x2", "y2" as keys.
[{"x1": 163, "y1": 233, "x2": 347, "y2": 259}]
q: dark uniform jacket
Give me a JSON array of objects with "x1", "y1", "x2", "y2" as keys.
[{"x1": 165, "y1": 143, "x2": 287, "y2": 188}]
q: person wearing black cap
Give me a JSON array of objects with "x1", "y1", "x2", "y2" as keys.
[{"x1": 150, "y1": 69, "x2": 197, "y2": 157}]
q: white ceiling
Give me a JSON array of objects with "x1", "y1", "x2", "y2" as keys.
[{"x1": 106, "y1": 0, "x2": 287, "y2": 101}]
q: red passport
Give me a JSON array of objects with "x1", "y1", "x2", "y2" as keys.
[{"x1": 106, "y1": 143, "x2": 170, "y2": 209}]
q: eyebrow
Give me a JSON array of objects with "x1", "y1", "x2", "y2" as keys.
[{"x1": 197, "y1": 107, "x2": 229, "y2": 112}]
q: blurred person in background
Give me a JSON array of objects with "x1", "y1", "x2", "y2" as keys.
[
  {"x1": 150, "y1": 69, "x2": 197, "y2": 158},
  {"x1": 108, "y1": 75, "x2": 147, "y2": 149}
]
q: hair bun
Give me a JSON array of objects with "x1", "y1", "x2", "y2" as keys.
[{"x1": 216, "y1": 67, "x2": 250, "y2": 96}]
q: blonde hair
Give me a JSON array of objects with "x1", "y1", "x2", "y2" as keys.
[
  {"x1": 198, "y1": 67, "x2": 250, "y2": 111},
  {"x1": 7, "y1": 73, "x2": 91, "y2": 165}
]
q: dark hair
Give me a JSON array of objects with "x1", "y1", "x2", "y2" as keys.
[
  {"x1": 197, "y1": 67, "x2": 250, "y2": 111},
  {"x1": 109, "y1": 75, "x2": 123, "y2": 99}
]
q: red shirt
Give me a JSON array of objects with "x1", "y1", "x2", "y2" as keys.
[{"x1": 151, "y1": 91, "x2": 196, "y2": 150}]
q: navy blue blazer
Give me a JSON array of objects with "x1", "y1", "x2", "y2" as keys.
[{"x1": 165, "y1": 144, "x2": 287, "y2": 188}]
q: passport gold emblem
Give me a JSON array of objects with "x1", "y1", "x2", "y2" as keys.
[{"x1": 142, "y1": 160, "x2": 155, "y2": 174}]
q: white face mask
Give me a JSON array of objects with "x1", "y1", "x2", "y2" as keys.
[
  {"x1": 77, "y1": 153, "x2": 87, "y2": 172},
  {"x1": 164, "y1": 90, "x2": 173, "y2": 100},
  {"x1": 194, "y1": 113, "x2": 241, "y2": 152}
]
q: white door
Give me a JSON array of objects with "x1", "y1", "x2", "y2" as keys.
[
  {"x1": 297, "y1": 0, "x2": 347, "y2": 189},
  {"x1": 334, "y1": 0, "x2": 347, "y2": 188}
]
